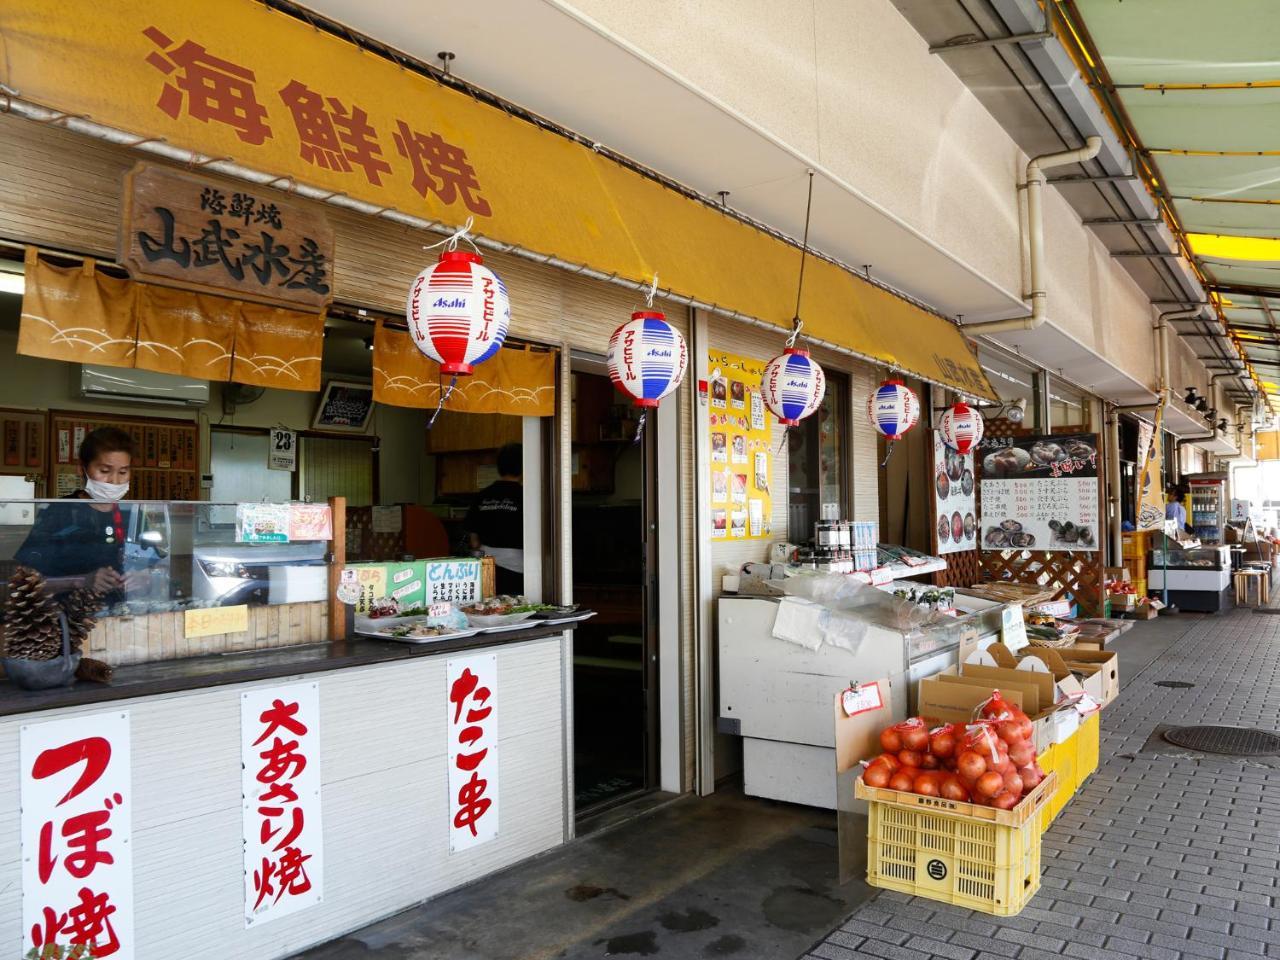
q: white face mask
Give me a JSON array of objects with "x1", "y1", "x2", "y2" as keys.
[{"x1": 84, "y1": 477, "x2": 129, "y2": 502}]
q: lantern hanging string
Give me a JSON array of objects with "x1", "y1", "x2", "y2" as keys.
[
  {"x1": 427, "y1": 373, "x2": 460, "y2": 430},
  {"x1": 880, "y1": 439, "x2": 895, "y2": 468},
  {"x1": 645, "y1": 273, "x2": 659, "y2": 310},
  {"x1": 633, "y1": 410, "x2": 647, "y2": 445},
  {"x1": 789, "y1": 170, "x2": 816, "y2": 346},
  {"x1": 422, "y1": 215, "x2": 478, "y2": 255}
]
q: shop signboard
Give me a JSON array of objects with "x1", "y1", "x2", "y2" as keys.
[
  {"x1": 446, "y1": 654, "x2": 499, "y2": 852},
  {"x1": 933, "y1": 432, "x2": 976, "y2": 554},
  {"x1": 121, "y1": 163, "x2": 334, "y2": 312},
  {"x1": 424, "y1": 558, "x2": 483, "y2": 606},
  {"x1": 707, "y1": 348, "x2": 773, "y2": 540},
  {"x1": 979, "y1": 433, "x2": 1100, "y2": 552},
  {"x1": 21, "y1": 711, "x2": 135, "y2": 959},
  {"x1": 269, "y1": 427, "x2": 298, "y2": 471},
  {"x1": 242, "y1": 682, "x2": 323, "y2": 925}
]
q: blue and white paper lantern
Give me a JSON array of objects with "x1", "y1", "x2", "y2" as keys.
[
  {"x1": 608, "y1": 311, "x2": 688, "y2": 408},
  {"x1": 866, "y1": 378, "x2": 920, "y2": 440},
  {"x1": 762, "y1": 348, "x2": 826, "y2": 426}
]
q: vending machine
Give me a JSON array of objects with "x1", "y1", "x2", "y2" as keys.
[{"x1": 1187, "y1": 472, "x2": 1228, "y2": 544}]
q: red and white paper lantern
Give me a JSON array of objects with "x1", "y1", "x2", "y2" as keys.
[
  {"x1": 607, "y1": 311, "x2": 688, "y2": 408},
  {"x1": 866, "y1": 378, "x2": 920, "y2": 440},
  {"x1": 406, "y1": 250, "x2": 510, "y2": 375},
  {"x1": 761, "y1": 348, "x2": 826, "y2": 425},
  {"x1": 939, "y1": 400, "x2": 984, "y2": 454}
]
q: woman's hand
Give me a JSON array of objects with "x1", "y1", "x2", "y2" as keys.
[{"x1": 88, "y1": 567, "x2": 123, "y2": 594}]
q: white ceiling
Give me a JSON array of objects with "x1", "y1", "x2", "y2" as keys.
[{"x1": 298, "y1": 0, "x2": 1027, "y2": 323}]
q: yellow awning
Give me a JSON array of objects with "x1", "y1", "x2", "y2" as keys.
[{"x1": 0, "y1": 0, "x2": 994, "y2": 399}]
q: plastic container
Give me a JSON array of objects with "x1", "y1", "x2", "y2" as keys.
[
  {"x1": 1039, "y1": 736, "x2": 1078, "y2": 824},
  {"x1": 1075, "y1": 712, "x2": 1100, "y2": 782},
  {"x1": 855, "y1": 771, "x2": 1057, "y2": 917}
]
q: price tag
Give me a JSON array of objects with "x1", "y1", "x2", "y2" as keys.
[
  {"x1": 429, "y1": 602, "x2": 452, "y2": 619},
  {"x1": 841, "y1": 682, "x2": 884, "y2": 717}
]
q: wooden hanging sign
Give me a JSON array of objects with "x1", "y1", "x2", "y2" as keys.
[{"x1": 120, "y1": 163, "x2": 335, "y2": 312}]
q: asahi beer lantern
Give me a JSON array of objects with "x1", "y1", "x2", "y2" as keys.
[
  {"x1": 867, "y1": 378, "x2": 920, "y2": 439},
  {"x1": 607, "y1": 311, "x2": 688, "y2": 408},
  {"x1": 761, "y1": 348, "x2": 826, "y2": 425},
  {"x1": 406, "y1": 250, "x2": 511, "y2": 375}
]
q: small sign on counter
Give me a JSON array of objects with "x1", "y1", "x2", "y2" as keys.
[
  {"x1": 237, "y1": 502, "x2": 292, "y2": 543},
  {"x1": 186, "y1": 604, "x2": 250, "y2": 639},
  {"x1": 1000, "y1": 603, "x2": 1029, "y2": 654}
]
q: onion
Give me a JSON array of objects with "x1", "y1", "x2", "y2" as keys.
[
  {"x1": 1003, "y1": 771, "x2": 1024, "y2": 797},
  {"x1": 1019, "y1": 719, "x2": 1035, "y2": 741},
  {"x1": 939, "y1": 775, "x2": 970, "y2": 802},
  {"x1": 975, "y1": 771, "x2": 1004, "y2": 798},
  {"x1": 889, "y1": 770, "x2": 916, "y2": 792},
  {"x1": 920, "y1": 753, "x2": 940, "y2": 770},
  {"x1": 873, "y1": 753, "x2": 901, "y2": 773},
  {"x1": 1017, "y1": 764, "x2": 1043, "y2": 790},
  {"x1": 929, "y1": 729, "x2": 956, "y2": 758},
  {"x1": 863, "y1": 762, "x2": 892, "y2": 788},
  {"x1": 996, "y1": 721, "x2": 1023, "y2": 744},
  {"x1": 902, "y1": 725, "x2": 930, "y2": 753},
  {"x1": 956, "y1": 751, "x2": 986, "y2": 782},
  {"x1": 990, "y1": 791, "x2": 1020, "y2": 811},
  {"x1": 880, "y1": 728, "x2": 903, "y2": 753},
  {"x1": 913, "y1": 771, "x2": 942, "y2": 796},
  {"x1": 1008, "y1": 740, "x2": 1035, "y2": 768},
  {"x1": 898, "y1": 750, "x2": 924, "y2": 769}
]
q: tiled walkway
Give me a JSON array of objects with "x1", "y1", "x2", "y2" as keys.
[{"x1": 805, "y1": 608, "x2": 1280, "y2": 960}]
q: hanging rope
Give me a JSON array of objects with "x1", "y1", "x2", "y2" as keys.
[
  {"x1": 427, "y1": 374, "x2": 459, "y2": 430},
  {"x1": 789, "y1": 170, "x2": 817, "y2": 345},
  {"x1": 633, "y1": 410, "x2": 647, "y2": 445},
  {"x1": 423, "y1": 216, "x2": 478, "y2": 254}
]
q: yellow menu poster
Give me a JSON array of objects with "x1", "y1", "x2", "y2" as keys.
[{"x1": 707, "y1": 349, "x2": 773, "y2": 540}]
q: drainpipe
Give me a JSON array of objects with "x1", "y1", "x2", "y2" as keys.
[
  {"x1": 961, "y1": 137, "x2": 1103, "y2": 336},
  {"x1": 1107, "y1": 406, "x2": 1123, "y2": 564}
]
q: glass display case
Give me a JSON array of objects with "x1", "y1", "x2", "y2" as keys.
[
  {"x1": 0, "y1": 499, "x2": 332, "y2": 620},
  {"x1": 1150, "y1": 543, "x2": 1230, "y2": 570}
]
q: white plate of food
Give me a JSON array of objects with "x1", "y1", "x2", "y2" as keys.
[
  {"x1": 461, "y1": 597, "x2": 545, "y2": 628},
  {"x1": 362, "y1": 621, "x2": 479, "y2": 644}
]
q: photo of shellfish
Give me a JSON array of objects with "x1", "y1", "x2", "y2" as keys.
[
  {"x1": 961, "y1": 469, "x2": 974, "y2": 496},
  {"x1": 1010, "y1": 531, "x2": 1036, "y2": 548},
  {"x1": 938, "y1": 515, "x2": 951, "y2": 543},
  {"x1": 951, "y1": 511, "x2": 964, "y2": 543},
  {"x1": 963, "y1": 512, "x2": 976, "y2": 539},
  {"x1": 1064, "y1": 439, "x2": 1095, "y2": 461},
  {"x1": 1048, "y1": 520, "x2": 1096, "y2": 549},
  {"x1": 985, "y1": 526, "x2": 1009, "y2": 547},
  {"x1": 999, "y1": 519, "x2": 1023, "y2": 532},
  {"x1": 936, "y1": 470, "x2": 950, "y2": 500},
  {"x1": 982, "y1": 446, "x2": 1032, "y2": 477},
  {"x1": 1029, "y1": 440, "x2": 1067, "y2": 465},
  {"x1": 947, "y1": 450, "x2": 964, "y2": 482}
]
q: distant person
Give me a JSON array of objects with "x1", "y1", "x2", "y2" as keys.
[
  {"x1": 466, "y1": 443, "x2": 524, "y2": 596},
  {"x1": 1165, "y1": 486, "x2": 1189, "y2": 533}
]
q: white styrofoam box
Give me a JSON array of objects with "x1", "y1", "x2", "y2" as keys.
[
  {"x1": 743, "y1": 737, "x2": 836, "y2": 810},
  {"x1": 718, "y1": 597, "x2": 908, "y2": 748},
  {"x1": 1148, "y1": 567, "x2": 1230, "y2": 591}
]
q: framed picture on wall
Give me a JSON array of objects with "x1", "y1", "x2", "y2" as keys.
[{"x1": 312, "y1": 380, "x2": 374, "y2": 433}]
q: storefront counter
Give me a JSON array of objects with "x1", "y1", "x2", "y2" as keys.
[{"x1": 0, "y1": 622, "x2": 576, "y2": 958}]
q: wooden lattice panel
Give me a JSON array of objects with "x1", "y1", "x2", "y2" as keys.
[
  {"x1": 974, "y1": 420, "x2": 1106, "y2": 616},
  {"x1": 933, "y1": 549, "x2": 981, "y2": 588}
]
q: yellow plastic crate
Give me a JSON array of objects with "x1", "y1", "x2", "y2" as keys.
[
  {"x1": 1039, "y1": 738, "x2": 1077, "y2": 824},
  {"x1": 1075, "y1": 712, "x2": 1100, "y2": 783},
  {"x1": 855, "y1": 772, "x2": 1056, "y2": 917}
]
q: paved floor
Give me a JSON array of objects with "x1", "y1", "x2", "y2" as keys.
[
  {"x1": 807, "y1": 606, "x2": 1280, "y2": 960},
  {"x1": 295, "y1": 608, "x2": 1280, "y2": 960}
]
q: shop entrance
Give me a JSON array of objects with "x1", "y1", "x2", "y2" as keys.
[{"x1": 570, "y1": 358, "x2": 659, "y2": 814}]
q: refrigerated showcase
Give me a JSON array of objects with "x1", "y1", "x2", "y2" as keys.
[{"x1": 1187, "y1": 473, "x2": 1228, "y2": 544}]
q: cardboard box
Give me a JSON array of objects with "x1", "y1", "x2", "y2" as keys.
[
  {"x1": 1021, "y1": 647, "x2": 1107, "y2": 708},
  {"x1": 917, "y1": 675, "x2": 1025, "y2": 726},
  {"x1": 1057, "y1": 648, "x2": 1119, "y2": 707}
]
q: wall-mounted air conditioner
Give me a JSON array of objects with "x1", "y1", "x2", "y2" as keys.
[{"x1": 79, "y1": 365, "x2": 210, "y2": 407}]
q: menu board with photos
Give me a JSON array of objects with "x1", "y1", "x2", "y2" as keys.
[
  {"x1": 0, "y1": 408, "x2": 48, "y2": 495},
  {"x1": 50, "y1": 411, "x2": 200, "y2": 500},
  {"x1": 707, "y1": 348, "x2": 773, "y2": 541},
  {"x1": 933, "y1": 432, "x2": 976, "y2": 554},
  {"x1": 979, "y1": 432, "x2": 1100, "y2": 552}
]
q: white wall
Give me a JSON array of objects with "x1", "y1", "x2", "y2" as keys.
[{"x1": 559, "y1": 0, "x2": 1171, "y2": 394}]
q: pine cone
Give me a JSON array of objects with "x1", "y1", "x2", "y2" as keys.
[
  {"x1": 76, "y1": 657, "x2": 113, "y2": 684},
  {"x1": 59, "y1": 588, "x2": 102, "y2": 656},
  {"x1": 4, "y1": 567, "x2": 65, "y2": 661}
]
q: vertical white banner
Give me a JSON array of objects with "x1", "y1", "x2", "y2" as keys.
[
  {"x1": 242, "y1": 683, "x2": 323, "y2": 926},
  {"x1": 446, "y1": 654, "x2": 499, "y2": 852},
  {"x1": 21, "y1": 711, "x2": 135, "y2": 960}
]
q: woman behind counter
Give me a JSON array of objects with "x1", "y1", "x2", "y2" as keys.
[{"x1": 16, "y1": 427, "x2": 136, "y2": 598}]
